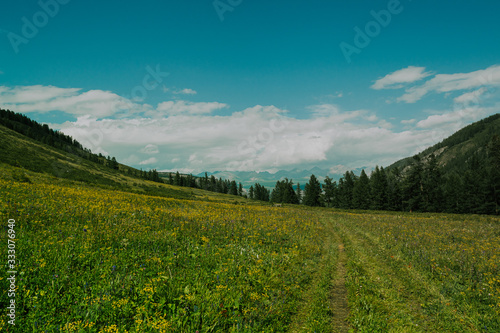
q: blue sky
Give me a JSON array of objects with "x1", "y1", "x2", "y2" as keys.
[{"x1": 1, "y1": 0, "x2": 500, "y2": 173}]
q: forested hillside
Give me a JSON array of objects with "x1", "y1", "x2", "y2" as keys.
[{"x1": 293, "y1": 114, "x2": 499, "y2": 215}]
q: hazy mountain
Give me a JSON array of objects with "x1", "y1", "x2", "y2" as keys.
[{"x1": 196, "y1": 167, "x2": 368, "y2": 189}]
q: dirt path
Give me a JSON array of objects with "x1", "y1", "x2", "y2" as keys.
[
  {"x1": 287, "y1": 225, "x2": 351, "y2": 332},
  {"x1": 330, "y1": 243, "x2": 350, "y2": 333}
]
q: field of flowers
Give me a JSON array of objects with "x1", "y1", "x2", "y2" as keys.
[
  {"x1": 0, "y1": 177, "x2": 328, "y2": 332},
  {"x1": 2, "y1": 169, "x2": 499, "y2": 332}
]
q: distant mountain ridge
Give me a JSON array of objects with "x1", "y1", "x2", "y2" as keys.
[{"x1": 196, "y1": 167, "x2": 368, "y2": 189}]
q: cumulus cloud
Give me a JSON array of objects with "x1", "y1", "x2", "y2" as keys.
[
  {"x1": 416, "y1": 105, "x2": 493, "y2": 129},
  {"x1": 5, "y1": 83, "x2": 498, "y2": 174},
  {"x1": 155, "y1": 100, "x2": 228, "y2": 116},
  {"x1": 139, "y1": 157, "x2": 158, "y2": 165},
  {"x1": 397, "y1": 65, "x2": 500, "y2": 103},
  {"x1": 173, "y1": 88, "x2": 197, "y2": 95},
  {"x1": 371, "y1": 66, "x2": 432, "y2": 90},
  {"x1": 54, "y1": 102, "x2": 447, "y2": 173},
  {"x1": 140, "y1": 144, "x2": 159, "y2": 154},
  {"x1": 453, "y1": 87, "x2": 488, "y2": 105},
  {"x1": 0, "y1": 85, "x2": 143, "y2": 117}
]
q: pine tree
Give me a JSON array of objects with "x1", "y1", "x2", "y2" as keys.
[
  {"x1": 229, "y1": 180, "x2": 238, "y2": 196},
  {"x1": 322, "y1": 176, "x2": 336, "y2": 208},
  {"x1": 353, "y1": 169, "x2": 371, "y2": 210},
  {"x1": 487, "y1": 135, "x2": 500, "y2": 214},
  {"x1": 111, "y1": 157, "x2": 119, "y2": 170},
  {"x1": 296, "y1": 182, "x2": 302, "y2": 204},
  {"x1": 271, "y1": 178, "x2": 298, "y2": 204},
  {"x1": 403, "y1": 156, "x2": 424, "y2": 211},
  {"x1": 303, "y1": 174, "x2": 322, "y2": 207},
  {"x1": 338, "y1": 171, "x2": 355, "y2": 209},
  {"x1": 387, "y1": 167, "x2": 403, "y2": 211},
  {"x1": 370, "y1": 166, "x2": 388, "y2": 210},
  {"x1": 444, "y1": 172, "x2": 464, "y2": 213},
  {"x1": 174, "y1": 172, "x2": 181, "y2": 186},
  {"x1": 422, "y1": 154, "x2": 443, "y2": 212}
]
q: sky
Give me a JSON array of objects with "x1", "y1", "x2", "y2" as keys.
[{"x1": 1, "y1": 0, "x2": 500, "y2": 174}]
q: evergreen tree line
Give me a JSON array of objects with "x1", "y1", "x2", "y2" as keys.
[
  {"x1": 163, "y1": 172, "x2": 246, "y2": 198},
  {"x1": 298, "y1": 135, "x2": 499, "y2": 215}
]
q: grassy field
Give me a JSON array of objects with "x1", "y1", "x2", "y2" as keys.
[{"x1": 1, "y1": 165, "x2": 499, "y2": 332}]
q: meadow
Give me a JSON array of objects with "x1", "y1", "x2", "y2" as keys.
[{"x1": 1, "y1": 166, "x2": 499, "y2": 332}]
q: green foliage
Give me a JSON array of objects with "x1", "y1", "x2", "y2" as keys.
[
  {"x1": 252, "y1": 183, "x2": 270, "y2": 202},
  {"x1": 353, "y1": 169, "x2": 370, "y2": 210},
  {"x1": 271, "y1": 178, "x2": 299, "y2": 204},
  {"x1": 304, "y1": 174, "x2": 322, "y2": 207},
  {"x1": 322, "y1": 176, "x2": 336, "y2": 208}
]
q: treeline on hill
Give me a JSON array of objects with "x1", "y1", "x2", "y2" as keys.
[
  {"x1": 162, "y1": 171, "x2": 248, "y2": 198},
  {"x1": 165, "y1": 172, "x2": 275, "y2": 202},
  {"x1": 0, "y1": 108, "x2": 162, "y2": 183},
  {"x1": 264, "y1": 135, "x2": 499, "y2": 215}
]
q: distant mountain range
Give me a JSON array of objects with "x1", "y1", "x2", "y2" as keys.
[{"x1": 195, "y1": 167, "x2": 368, "y2": 189}]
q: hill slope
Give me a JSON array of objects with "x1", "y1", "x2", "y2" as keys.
[
  {"x1": 0, "y1": 121, "x2": 260, "y2": 204},
  {"x1": 388, "y1": 113, "x2": 500, "y2": 173}
]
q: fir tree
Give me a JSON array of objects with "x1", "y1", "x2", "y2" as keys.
[
  {"x1": 303, "y1": 174, "x2": 322, "y2": 207},
  {"x1": 353, "y1": 169, "x2": 371, "y2": 210}
]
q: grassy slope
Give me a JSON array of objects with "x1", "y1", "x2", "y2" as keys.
[
  {"x1": 388, "y1": 113, "x2": 500, "y2": 172},
  {"x1": 0, "y1": 124, "x2": 259, "y2": 204},
  {"x1": 0, "y1": 165, "x2": 327, "y2": 332}
]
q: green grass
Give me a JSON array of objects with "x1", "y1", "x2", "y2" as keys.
[
  {"x1": 0, "y1": 169, "x2": 326, "y2": 332},
  {"x1": 335, "y1": 211, "x2": 500, "y2": 332}
]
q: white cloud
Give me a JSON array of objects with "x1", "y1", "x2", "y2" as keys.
[
  {"x1": 453, "y1": 87, "x2": 487, "y2": 105},
  {"x1": 173, "y1": 88, "x2": 197, "y2": 95},
  {"x1": 0, "y1": 85, "x2": 143, "y2": 117},
  {"x1": 55, "y1": 102, "x2": 444, "y2": 173},
  {"x1": 139, "y1": 157, "x2": 158, "y2": 165},
  {"x1": 371, "y1": 66, "x2": 432, "y2": 90},
  {"x1": 155, "y1": 100, "x2": 228, "y2": 116},
  {"x1": 140, "y1": 144, "x2": 159, "y2": 154},
  {"x1": 416, "y1": 105, "x2": 493, "y2": 129},
  {"x1": 398, "y1": 65, "x2": 500, "y2": 103},
  {"x1": 5, "y1": 83, "x2": 498, "y2": 174}
]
